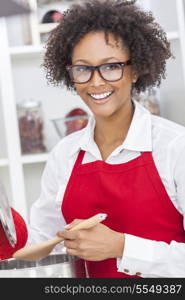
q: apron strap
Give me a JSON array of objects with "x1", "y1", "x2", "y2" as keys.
[
  {"x1": 73, "y1": 150, "x2": 85, "y2": 170},
  {"x1": 61, "y1": 150, "x2": 85, "y2": 205},
  {"x1": 68, "y1": 150, "x2": 85, "y2": 183},
  {"x1": 140, "y1": 151, "x2": 153, "y2": 163}
]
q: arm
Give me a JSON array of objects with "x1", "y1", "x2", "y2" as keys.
[
  {"x1": 0, "y1": 144, "x2": 66, "y2": 259},
  {"x1": 118, "y1": 137, "x2": 185, "y2": 278},
  {"x1": 28, "y1": 145, "x2": 66, "y2": 252},
  {"x1": 117, "y1": 234, "x2": 185, "y2": 277}
]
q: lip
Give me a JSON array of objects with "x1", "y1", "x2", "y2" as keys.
[{"x1": 88, "y1": 91, "x2": 114, "y2": 104}]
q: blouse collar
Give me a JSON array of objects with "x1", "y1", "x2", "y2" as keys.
[{"x1": 69, "y1": 100, "x2": 152, "y2": 157}]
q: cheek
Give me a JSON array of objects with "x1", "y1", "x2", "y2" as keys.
[
  {"x1": 75, "y1": 85, "x2": 85, "y2": 95},
  {"x1": 117, "y1": 77, "x2": 133, "y2": 93},
  {"x1": 75, "y1": 86, "x2": 89, "y2": 102}
]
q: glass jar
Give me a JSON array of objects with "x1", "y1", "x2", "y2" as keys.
[
  {"x1": 17, "y1": 99, "x2": 46, "y2": 154},
  {"x1": 135, "y1": 88, "x2": 160, "y2": 116}
]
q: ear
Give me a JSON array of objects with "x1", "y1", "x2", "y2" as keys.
[{"x1": 132, "y1": 72, "x2": 138, "y2": 83}]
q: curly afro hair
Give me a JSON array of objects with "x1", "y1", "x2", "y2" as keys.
[{"x1": 43, "y1": 0, "x2": 172, "y2": 93}]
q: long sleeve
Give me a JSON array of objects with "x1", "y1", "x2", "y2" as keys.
[
  {"x1": 28, "y1": 146, "x2": 67, "y2": 250},
  {"x1": 117, "y1": 135, "x2": 185, "y2": 278},
  {"x1": 117, "y1": 234, "x2": 185, "y2": 277}
]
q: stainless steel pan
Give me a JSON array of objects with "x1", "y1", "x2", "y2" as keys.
[{"x1": 0, "y1": 254, "x2": 86, "y2": 278}]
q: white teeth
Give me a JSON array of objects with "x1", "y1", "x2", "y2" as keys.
[{"x1": 90, "y1": 91, "x2": 112, "y2": 100}]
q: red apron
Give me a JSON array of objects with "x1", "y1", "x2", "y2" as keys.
[{"x1": 62, "y1": 150, "x2": 185, "y2": 278}]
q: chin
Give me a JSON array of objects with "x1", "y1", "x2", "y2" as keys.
[{"x1": 92, "y1": 107, "x2": 118, "y2": 119}]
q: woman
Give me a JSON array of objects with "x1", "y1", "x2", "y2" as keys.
[{"x1": 26, "y1": 0, "x2": 185, "y2": 277}]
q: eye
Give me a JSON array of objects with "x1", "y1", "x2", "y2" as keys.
[
  {"x1": 74, "y1": 65, "x2": 89, "y2": 73},
  {"x1": 102, "y1": 63, "x2": 121, "y2": 71}
]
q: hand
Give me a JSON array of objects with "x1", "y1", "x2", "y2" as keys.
[{"x1": 57, "y1": 219, "x2": 125, "y2": 261}]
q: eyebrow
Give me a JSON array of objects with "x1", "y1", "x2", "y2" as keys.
[{"x1": 73, "y1": 57, "x2": 121, "y2": 64}]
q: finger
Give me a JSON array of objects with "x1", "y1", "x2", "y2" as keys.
[
  {"x1": 64, "y1": 219, "x2": 84, "y2": 230},
  {"x1": 66, "y1": 248, "x2": 79, "y2": 257},
  {"x1": 57, "y1": 229, "x2": 79, "y2": 240},
  {"x1": 64, "y1": 240, "x2": 77, "y2": 250}
]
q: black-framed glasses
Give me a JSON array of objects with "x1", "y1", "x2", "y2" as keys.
[{"x1": 66, "y1": 60, "x2": 132, "y2": 84}]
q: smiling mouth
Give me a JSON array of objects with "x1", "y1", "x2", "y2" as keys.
[{"x1": 88, "y1": 91, "x2": 114, "y2": 101}]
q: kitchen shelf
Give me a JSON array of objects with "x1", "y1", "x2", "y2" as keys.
[
  {"x1": 9, "y1": 30, "x2": 180, "y2": 60},
  {"x1": 38, "y1": 22, "x2": 58, "y2": 33},
  {"x1": 0, "y1": 159, "x2": 9, "y2": 167},
  {"x1": 21, "y1": 153, "x2": 49, "y2": 164},
  {"x1": 10, "y1": 45, "x2": 44, "y2": 58},
  {"x1": 167, "y1": 31, "x2": 179, "y2": 40}
]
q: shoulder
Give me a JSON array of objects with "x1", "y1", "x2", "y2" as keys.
[
  {"x1": 151, "y1": 114, "x2": 185, "y2": 154},
  {"x1": 48, "y1": 128, "x2": 86, "y2": 162},
  {"x1": 151, "y1": 114, "x2": 185, "y2": 135},
  {"x1": 41, "y1": 129, "x2": 86, "y2": 184},
  {"x1": 45, "y1": 115, "x2": 94, "y2": 173}
]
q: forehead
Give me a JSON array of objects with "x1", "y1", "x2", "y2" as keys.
[{"x1": 72, "y1": 31, "x2": 129, "y2": 63}]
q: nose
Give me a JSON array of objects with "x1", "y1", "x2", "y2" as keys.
[{"x1": 89, "y1": 69, "x2": 105, "y2": 87}]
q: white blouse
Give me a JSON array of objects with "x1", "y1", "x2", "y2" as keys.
[{"x1": 29, "y1": 100, "x2": 185, "y2": 278}]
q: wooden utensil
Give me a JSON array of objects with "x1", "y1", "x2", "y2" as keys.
[{"x1": 12, "y1": 213, "x2": 107, "y2": 262}]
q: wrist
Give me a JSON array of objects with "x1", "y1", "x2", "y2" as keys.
[{"x1": 111, "y1": 231, "x2": 125, "y2": 258}]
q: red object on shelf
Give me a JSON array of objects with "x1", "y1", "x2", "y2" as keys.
[
  {"x1": 42, "y1": 10, "x2": 63, "y2": 23},
  {"x1": 0, "y1": 208, "x2": 28, "y2": 260},
  {"x1": 65, "y1": 108, "x2": 88, "y2": 135},
  {"x1": 52, "y1": 11, "x2": 63, "y2": 22}
]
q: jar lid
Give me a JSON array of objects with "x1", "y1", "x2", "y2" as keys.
[
  {"x1": 0, "y1": 181, "x2": 17, "y2": 247},
  {"x1": 17, "y1": 99, "x2": 41, "y2": 110}
]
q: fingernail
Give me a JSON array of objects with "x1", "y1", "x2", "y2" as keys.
[{"x1": 64, "y1": 224, "x2": 71, "y2": 229}]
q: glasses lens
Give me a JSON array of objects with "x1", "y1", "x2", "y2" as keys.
[
  {"x1": 69, "y1": 65, "x2": 91, "y2": 83},
  {"x1": 100, "y1": 63, "x2": 123, "y2": 81}
]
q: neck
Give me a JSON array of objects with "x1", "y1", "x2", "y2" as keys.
[{"x1": 94, "y1": 100, "x2": 134, "y2": 146}]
